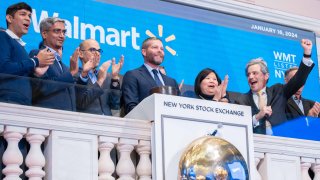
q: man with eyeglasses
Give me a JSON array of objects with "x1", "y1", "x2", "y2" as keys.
[
  {"x1": 0, "y1": 2, "x2": 55, "y2": 106},
  {"x1": 74, "y1": 39, "x2": 124, "y2": 116},
  {"x1": 29, "y1": 17, "x2": 78, "y2": 111}
]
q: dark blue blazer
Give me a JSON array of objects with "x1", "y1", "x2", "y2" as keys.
[
  {"x1": 29, "y1": 48, "x2": 76, "y2": 111},
  {"x1": 286, "y1": 97, "x2": 320, "y2": 120},
  {"x1": 122, "y1": 65, "x2": 180, "y2": 114},
  {"x1": 235, "y1": 61, "x2": 314, "y2": 134},
  {"x1": 0, "y1": 31, "x2": 36, "y2": 105},
  {"x1": 75, "y1": 69, "x2": 121, "y2": 115}
]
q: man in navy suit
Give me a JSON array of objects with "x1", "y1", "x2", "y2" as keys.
[
  {"x1": 284, "y1": 67, "x2": 320, "y2": 119},
  {"x1": 235, "y1": 39, "x2": 315, "y2": 135},
  {"x1": 29, "y1": 17, "x2": 77, "y2": 111},
  {"x1": 122, "y1": 37, "x2": 180, "y2": 115}
]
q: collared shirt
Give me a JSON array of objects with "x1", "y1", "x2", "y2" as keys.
[
  {"x1": 292, "y1": 95, "x2": 305, "y2": 114},
  {"x1": 144, "y1": 63, "x2": 165, "y2": 85},
  {"x1": 46, "y1": 46, "x2": 63, "y2": 71},
  {"x1": 80, "y1": 69, "x2": 97, "y2": 83},
  {"x1": 252, "y1": 87, "x2": 267, "y2": 127},
  {"x1": 6, "y1": 29, "x2": 26, "y2": 46},
  {"x1": 253, "y1": 87, "x2": 267, "y2": 110}
]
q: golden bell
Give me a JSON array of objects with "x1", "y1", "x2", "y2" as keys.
[{"x1": 178, "y1": 136, "x2": 249, "y2": 180}]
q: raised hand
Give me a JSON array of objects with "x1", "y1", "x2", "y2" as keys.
[
  {"x1": 36, "y1": 48, "x2": 55, "y2": 67},
  {"x1": 97, "y1": 60, "x2": 112, "y2": 87},
  {"x1": 81, "y1": 56, "x2": 96, "y2": 77},
  {"x1": 70, "y1": 47, "x2": 80, "y2": 76},
  {"x1": 308, "y1": 102, "x2": 320, "y2": 117},
  {"x1": 301, "y1": 39, "x2": 312, "y2": 55},
  {"x1": 111, "y1": 55, "x2": 124, "y2": 80},
  {"x1": 34, "y1": 66, "x2": 49, "y2": 77}
]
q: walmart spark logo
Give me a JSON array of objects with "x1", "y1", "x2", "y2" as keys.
[{"x1": 145, "y1": 25, "x2": 177, "y2": 56}]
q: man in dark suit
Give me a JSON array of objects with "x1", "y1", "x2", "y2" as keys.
[
  {"x1": 235, "y1": 39, "x2": 315, "y2": 134},
  {"x1": 284, "y1": 67, "x2": 320, "y2": 119},
  {"x1": 0, "y1": 2, "x2": 55, "y2": 106},
  {"x1": 122, "y1": 37, "x2": 180, "y2": 115},
  {"x1": 75, "y1": 39, "x2": 123, "y2": 115},
  {"x1": 29, "y1": 17, "x2": 77, "y2": 111}
]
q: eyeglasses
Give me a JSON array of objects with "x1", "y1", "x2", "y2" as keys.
[
  {"x1": 47, "y1": 28, "x2": 67, "y2": 35},
  {"x1": 80, "y1": 47, "x2": 103, "y2": 54}
]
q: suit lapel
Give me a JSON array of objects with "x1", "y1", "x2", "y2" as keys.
[
  {"x1": 288, "y1": 97, "x2": 304, "y2": 115},
  {"x1": 139, "y1": 65, "x2": 157, "y2": 86}
]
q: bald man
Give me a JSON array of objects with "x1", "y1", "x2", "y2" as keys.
[{"x1": 75, "y1": 39, "x2": 124, "y2": 115}]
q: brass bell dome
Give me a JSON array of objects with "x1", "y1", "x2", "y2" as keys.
[{"x1": 178, "y1": 136, "x2": 249, "y2": 180}]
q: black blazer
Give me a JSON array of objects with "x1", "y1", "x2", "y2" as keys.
[
  {"x1": 29, "y1": 48, "x2": 76, "y2": 111},
  {"x1": 75, "y1": 69, "x2": 121, "y2": 115},
  {"x1": 121, "y1": 65, "x2": 180, "y2": 115},
  {"x1": 235, "y1": 61, "x2": 314, "y2": 134},
  {"x1": 286, "y1": 97, "x2": 320, "y2": 120}
]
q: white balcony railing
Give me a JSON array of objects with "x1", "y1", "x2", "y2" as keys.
[{"x1": 0, "y1": 102, "x2": 320, "y2": 180}]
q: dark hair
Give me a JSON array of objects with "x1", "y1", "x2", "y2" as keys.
[
  {"x1": 6, "y1": 2, "x2": 32, "y2": 27},
  {"x1": 194, "y1": 68, "x2": 222, "y2": 97}
]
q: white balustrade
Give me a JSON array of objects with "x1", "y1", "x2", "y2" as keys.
[
  {"x1": 136, "y1": 140, "x2": 152, "y2": 180},
  {"x1": 312, "y1": 159, "x2": 320, "y2": 180},
  {"x1": 116, "y1": 138, "x2": 138, "y2": 180},
  {"x1": 25, "y1": 128, "x2": 49, "y2": 180},
  {"x1": 98, "y1": 136, "x2": 118, "y2": 180},
  {"x1": 254, "y1": 152, "x2": 264, "y2": 180},
  {"x1": 2, "y1": 126, "x2": 26, "y2": 180},
  {"x1": 301, "y1": 157, "x2": 314, "y2": 180}
]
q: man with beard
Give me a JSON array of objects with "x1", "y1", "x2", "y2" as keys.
[
  {"x1": 29, "y1": 17, "x2": 77, "y2": 111},
  {"x1": 284, "y1": 67, "x2": 320, "y2": 119},
  {"x1": 121, "y1": 37, "x2": 180, "y2": 115},
  {"x1": 75, "y1": 39, "x2": 124, "y2": 115},
  {"x1": 235, "y1": 39, "x2": 315, "y2": 135},
  {"x1": 0, "y1": 2, "x2": 55, "y2": 105}
]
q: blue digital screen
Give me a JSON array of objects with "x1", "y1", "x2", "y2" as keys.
[{"x1": 1, "y1": 0, "x2": 319, "y2": 101}]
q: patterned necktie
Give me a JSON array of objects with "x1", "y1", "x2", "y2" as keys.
[
  {"x1": 257, "y1": 91, "x2": 273, "y2": 135},
  {"x1": 55, "y1": 54, "x2": 63, "y2": 72},
  {"x1": 152, "y1": 69, "x2": 163, "y2": 86}
]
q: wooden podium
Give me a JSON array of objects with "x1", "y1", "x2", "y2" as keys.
[{"x1": 126, "y1": 94, "x2": 255, "y2": 179}]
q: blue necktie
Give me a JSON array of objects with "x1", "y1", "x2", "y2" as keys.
[
  {"x1": 152, "y1": 69, "x2": 163, "y2": 86},
  {"x1": 55, "y1": 54, "x2": 63, "y2": 72}
]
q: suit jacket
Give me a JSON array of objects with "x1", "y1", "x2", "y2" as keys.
[
  {"x1": 75, "y1": 69, "x2": 121, "y2": 115},
  {"x1": 29, "y1": 48, "x2": 76, "y2": 111},
  {"x1": 235, "y1": 61, "x2": 314, "y2": 134},
  {"x1": 286, "y1": 97, "x2": 320, "y2": 120},
  {"x1": 122, "y1": 65, "x2": 180, "y2": 115}
]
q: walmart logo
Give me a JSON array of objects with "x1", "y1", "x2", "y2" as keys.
[{"x1": 145, "y1": 25, "x2": 177, "y2": 56}]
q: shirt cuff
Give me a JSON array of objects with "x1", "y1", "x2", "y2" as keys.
[
  {"x1": 110, "y1": 79, "x2": 120, "y2": 89},
  {"x1": 252, "y1": 115, "x2": 260, "y2": 127},
  {"x1": 302, "y1": 57, "x2": 314, "y2": 67},
  {"x1": 30, "y1": 57, "x2": 39, "y2": 67},
  {"x1": 79, "y1": 74, "x2": 89, "y2": 83}
]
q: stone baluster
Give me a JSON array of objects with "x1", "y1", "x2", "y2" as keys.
[
  {"x1": 2, "y1": 126, "x2": 27, "y2": 180},
  {"x1": 116, "y1": 138, "x2": 138, "y2": 180},
  {"x1": 98, "y1": 136, "x2": 118, "y2": 180},
  {"x1": 254, "y1": 152, "x2": 264, "y2": 180},
  {"x1": 312, "y1": 159, "x2": 320, "y2": 180},
  {"x1": 25, "y1": 128, "x2": 49, "y2": 180},
  {"x1": 136, "y1": 140, "x2": 151, "y2": 180},
  {"x1": 301, "y1": 157, "x2": 314, "y2": 180}
]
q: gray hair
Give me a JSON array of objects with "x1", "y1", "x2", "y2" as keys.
[
  {"x1": 245, "y1": 57, "x2": 269, "y2": 76},
  {"x1": 40, "y1": 17, "x2": 65, "y2": 32}
]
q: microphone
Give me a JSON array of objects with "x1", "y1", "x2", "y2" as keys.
[{"x1": 210, "y1": 123, "x2": 223, "y2": 136}]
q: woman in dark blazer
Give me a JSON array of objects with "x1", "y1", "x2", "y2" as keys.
[{"x1": 194, "y1": 68, "x2": 230, "y2": 103}]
